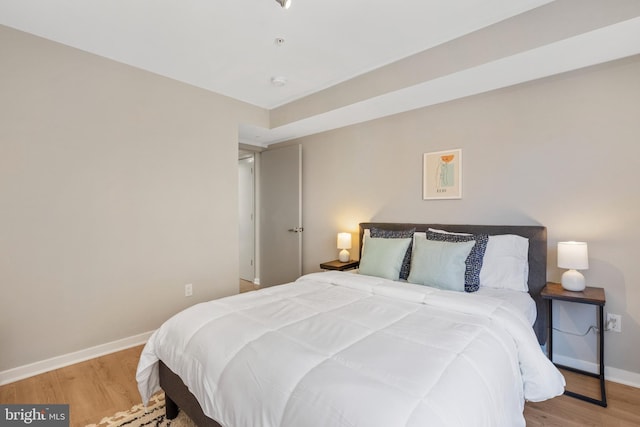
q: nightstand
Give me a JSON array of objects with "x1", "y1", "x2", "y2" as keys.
[
  {"x1": 319, "y1": 259, "x2": 359, "y2": 271},
  {"x1": 541, "y1": 282, "x2": 607, "y2": 407}
]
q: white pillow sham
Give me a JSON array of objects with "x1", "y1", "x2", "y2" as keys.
[
  {"x1": 428, "y1": 227, "x2": 472, "y2": 236},
  {"x1": 480, "y1": 234, "x2": 529, "y2": 291}
]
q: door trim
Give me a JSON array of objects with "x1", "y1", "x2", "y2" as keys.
[{"x1": 296, "y1": 144, "x2": 302, "y2": 277}]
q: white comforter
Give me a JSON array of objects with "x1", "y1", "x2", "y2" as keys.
[{"x1": 137, "y1": 272, "x2": 564, "y2": 427}]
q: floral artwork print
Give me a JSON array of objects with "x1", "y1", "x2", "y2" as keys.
[
  {"x1": 423, "y1": 149, "x2": 462, "y2": 199},
  {"x1": 437, "y1": 154, "x2": 456, "y2": 188}
]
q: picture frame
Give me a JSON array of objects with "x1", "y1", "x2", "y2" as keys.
[{"x1": 423, "y1": 148, "x2": 462, "y2": 200}]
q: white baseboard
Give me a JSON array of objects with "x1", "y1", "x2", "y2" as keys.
[
  {"x1": 553, "y1": 354, "x2": 640, "y2": 389},
  {"x1": 0, "y1": 331, "x2": 154, "y2": 386}
]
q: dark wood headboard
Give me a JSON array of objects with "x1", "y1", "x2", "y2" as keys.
[{"x1": 359, "y1": 222, "x2": 548, "y2": 345}]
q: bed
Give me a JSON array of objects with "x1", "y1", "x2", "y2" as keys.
[{"x1": 136, "y1": 222, "x2": 565, "y2": 427}]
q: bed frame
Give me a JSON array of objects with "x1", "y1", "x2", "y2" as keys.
[{"x1": 159, "y1": 222, "x2": 548, "y2": 424}]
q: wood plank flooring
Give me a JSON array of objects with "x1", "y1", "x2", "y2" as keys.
[
  {"x1": 0, "y1": 346, "x2": 143, "y2": 427},
  {"x1": 2, "y1": 350, "x2": 639, "y2": 427},
  {"x1": 239, "y1": 279, "x2": 258, "y2": 293},
  {"x1": 524, "y1": 369, "x2": 640, "y2": 426}
]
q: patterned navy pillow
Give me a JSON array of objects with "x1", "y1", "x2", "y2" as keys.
[
  {"x1": 425, "y1": 231, "x2": 489, "y2": 292},
  {"x1": 370, "y1": 227, "x2": 416, "y2": 280}
]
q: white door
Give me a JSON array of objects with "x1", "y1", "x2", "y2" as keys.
[
  {"x1": 238, "y1": 156, "x2": 255, "y2": 282},
  {"x1": 259, "y1": 144, "x2": 302, "y2": 287}
]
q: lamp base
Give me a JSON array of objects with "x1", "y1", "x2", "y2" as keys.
[
  {"x1": 338, "y1": 249, "x2": 350, "y2": 262},
  {"x1": 561, "y1": 269, "x2": 586, "y2": 291}
]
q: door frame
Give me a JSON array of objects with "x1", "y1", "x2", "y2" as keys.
[
  {"x1": 238, "y1": 154, "x2": 255, "y2": 282},
  {"x1": 238, "y1": 144, "x2": 264, "y2": 285}
]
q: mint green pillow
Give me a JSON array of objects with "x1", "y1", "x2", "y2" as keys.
[
  {"x1": 408, "y1": 236, "x2": 475, "y2": 291},
  {"x1": 359, "y1": 236, "x2": 412, "y2": 280}
]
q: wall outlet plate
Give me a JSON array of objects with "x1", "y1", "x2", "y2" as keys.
[
  {"x1": 606, "y1": 313, "x2": 621, "y2": 332},
  {"x1": 185, "y1": 283, "x2": 193, "y2": 297}
]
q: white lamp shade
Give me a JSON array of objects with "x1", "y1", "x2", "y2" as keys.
[
  {"x1": 557, "y1": 241, "x2": 589, "y2": 270},
  {"x1": 337, "y1": 232, "x2": 351, "y2": 262},
  {"x1": 337, "y1": 233, "x2": 352, "y2": 250}
]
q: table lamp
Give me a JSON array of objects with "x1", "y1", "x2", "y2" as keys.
[
  {"x1": 337, "y1": 232, "x2": 351, "y2": 262},
  {"x1": 557, "y1": 241, "x2": 589, "y2": 291}
]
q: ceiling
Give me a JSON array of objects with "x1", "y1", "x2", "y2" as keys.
[{"x1": 2, "y1": 0, "x2": 640, "y2": 146}]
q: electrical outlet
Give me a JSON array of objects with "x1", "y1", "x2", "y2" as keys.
[
  {"x1": 185, "y1": 283, "x2": 193, "y2": 297},
  {"x1": 607, "y1": 313, "x2": 621, "y2": 332}
]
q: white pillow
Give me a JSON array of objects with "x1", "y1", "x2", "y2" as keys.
[
  {"x1": 362, "y1": 228, "x2": 371, "y2": 251},
  {"x1": 480, "y1": 234, "x2": 529, "y2": 291},
  {"x1": 428, "y1": 227, "x2": 472, "y2": 236}
]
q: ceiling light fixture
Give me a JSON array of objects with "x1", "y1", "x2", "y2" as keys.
[{"x1": 275, "y1": 0, "x2": 291, "y2": 9}]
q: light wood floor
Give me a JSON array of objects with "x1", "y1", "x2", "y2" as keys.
[
  {"x1": 524, "y1": 369, "x2": 640, "y2": 426},
  {"x1": 239, "y1": 278, "x2": 258, "y2": 293},
  {"x1": 2, "y1": 347, "x2": 639, "y2": 427},
  {"x1": 0, "y1": 346, "x2": 144, "y2": 426}
]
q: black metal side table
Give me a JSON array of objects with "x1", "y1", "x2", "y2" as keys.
[{"x1": 541, "y1": 282, "x2": 607, "y2": 407}]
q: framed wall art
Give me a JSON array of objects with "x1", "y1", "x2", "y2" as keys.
[{"x1": 423, "y1": 148, "x2": 462, "y2": 200}]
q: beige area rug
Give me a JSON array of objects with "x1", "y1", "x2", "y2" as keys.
[{"x1": 86, "y1": 393, "x2": 196, "y2": 427}]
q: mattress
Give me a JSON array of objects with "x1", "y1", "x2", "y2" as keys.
[{"x1": 137, "y1": 271, "x2": 564, "y2": 427}]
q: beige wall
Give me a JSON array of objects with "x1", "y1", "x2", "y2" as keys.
[
  {"x1": 0, "y1": 26, "x2": 267, "y2": 371},
  {"x1": 289, "y1": 56, "x2": 640, "y2": 378},
  {"x1": 2, "y1": 19, "x2": 639, "y2": 382}
]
